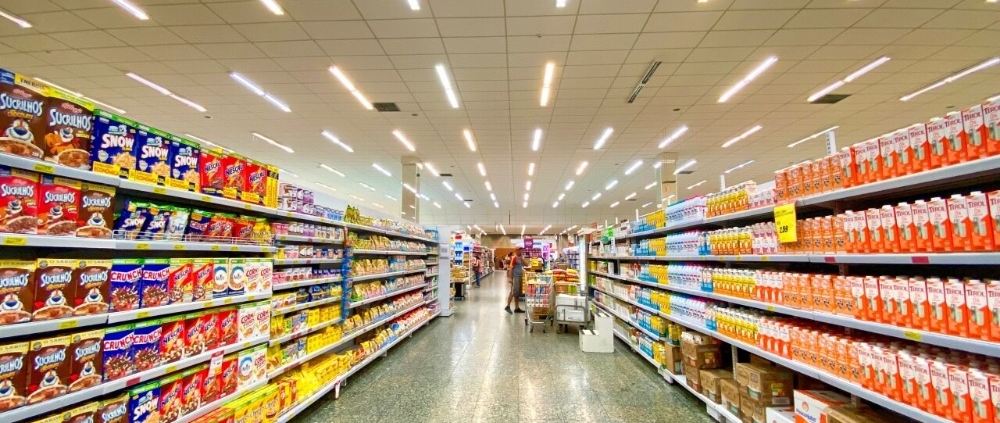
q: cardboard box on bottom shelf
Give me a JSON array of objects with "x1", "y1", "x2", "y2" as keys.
[
  {"x1": 793, "y1": 391, "x2": 850, "y2": 423},
  {"x1": 822, "y1": 406, "x2": 894, "y2": 423},
  {"x1": 681, "y1": 332, "x2": 723, "y2": 369},
  {"x1": 736, "y1": 363, "x2": 794, "y2": 406},
  {"x1": 657, "y1": 344, "x2": 682, "y2": 375},
  {"x1": 741, "y1": 392, "x2": 765, "y2": 423},
  {"x1": 683, "y1": 362, "x2": 702, "y2": 392},
  {"x1": 721, "y1": 378, "x2": 741, "y2": 416},
  {"x1": 700, "y1": 369, "x2": 733, "y2": 404}
]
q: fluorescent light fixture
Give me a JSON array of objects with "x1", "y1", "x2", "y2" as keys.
[
  {"x1": 278, "y1": 168, "x2": 298, "y2": 178},
  {"x1": 477, "y1": 162, "x2": 486, "y2": 177},
  {"x1": 126, "y1": 73, "x2": 170, "y2": 95},
  {"x1": 591, "y1": 193, "x2": 602, "y2": 201},
  {"x1": 263, "y1": 95, "x2": 291, "y2": 113},
  {"x1": 725, "y1": 160, "x2": 755, "y2": 174},
  {"x1": 521, "y1": 224, "x2": 526, "y2": 235},
  {"x1": 540, "y1": 225, "x2": 551, "y2": 235},
  {"x1": 522, "y1": 201, "x2": 527, "y2": 208},
  {"x1": 526, "y1": 181, "x2": 532, "y2": 191},
  {"x1": 35, "y1": 78, "x2": 126, "y2": 114},
  {"x1": 111, "y1": 0, "x2": 149, "y2": 20},
  {"x1": 582, "y1": 201, "x2": 590, "y2": 208},
  {"x1": 316, "y1": 183, "x2": 337, "y2": 192},
  {"x1": 463, "y1": 129, "x2": 476, "y2": 152},
  {"x1": 644, "y1": 182, "x2": 656, "y2": 190},
  {"x1": 433, "y1": 202, "x2": 441, "y2": 209},
  {"x1": 407, "y1": 0, "x2": 420, "y2": 10},
  {"x1": 565, "y1": 180, "x2": 575, "y2": 191},
  {"x1": 402, "y1": 183, "x2": 418, "y2": 194},
  {"x1": 642, "y1": 202, "x2": 653, "y2": 208},
  {"x1": 673, "y1": 159, "x2": 697, "y2": 175},
  {"x1": 528, "y1": 163, "x2": 536, "y2": 176},
  {"x1": 424, "y1": 162, "x2": 439, "y2": 177},
  {"x1": 435, "y1": 64, "x2": 460, "y2": 108},
  {"x1": 624, "y1": 160, "x2": 643, "y2": 175},
  {"x1": 540, "y1": 62, "x2": 556, "y2": 106},
  {"x1": 552, "y1": 201, "x2": 559, "y2": 208},
  {"x1": 252, "y1": 133, "x2": 293, "y2": 153},
  {"x1": 372, "y1": 203, "x2": 384, "y2": 209},
  {"x1": 321, "y1": 131, "x2": 354, "y2": 153},
  {"x1": 391, "y1": 130, "x2": 416, "y2": 152},
  {"x1": 490, "y1": 193, "x2": 496, "y2": 201},
  {"x1": 787, "y1": 126, "x2": 840, "y2": 148},
  {"x1": 455, "y1": 192, "x2": 463, "y2": 201},
  {"x1": 485, "y1": 181, "x2": 493, "y2": 191},
  {"x1": 319, "y1": 164, "x2": 345, "y2": 177},
  {"x1": 807, "y1": 81, "x2": 845, "y2": 103},
  {"x1": 184, "y1": 134, "x2": 230, "y2": 152},
  {"x1": 418, "y1": 193, "x2": 429, "y2": 201},
  {"x1": 372, "y1": 163, "x2": 392, "y2": 177},
  {"x1": 329, "y1": 66, "x2": 374, "y2": 110},
  {"x1": 558, "y1": 193, "x2": 565, "y2": 200},
  {"x1": 610, "y1": 201, "x2": 620, "y2": 208},
  {"x1": 556, "y1": 0, "x2": 567, "y2": 7},
  {"x1": 808, "y1": 56, "x2": 890, "y2": 102},
  {"x1": 653, "y1": 161, "x2": 663, "y2": 169},
  {"x1": 494, "y1": 201, "x2": 500, "y2": 208},
  {"x1": 593, "y1": 127, "x2": 614, "y2": 150},
  {"x1": 169, "y1": 94, "x2": 207, "y2": 112},
  {"x1": 575, "y1": 161, "x2": 588, "y2": 175},
  {"x1": 359, "y1": 182, "x2": 375, "y2": 191},
  {"x1": 658, "y1": 125, "x2": 689, "y2": 149},
  {"x1": 349, "y1": 195, "x2": 365, "y2": 202},
  {"x1": 625, "y1": 192, "x2": 637, "y2": 200},
  {"x1": 259, "y1": 0, "x2": 285, "y2": 14},
  {"x1": 532, "y1": 129, "x2": 543, "y2": 151},
  {"x1": 687, "y1": 180, "x2": 707, "y2": 190},
  {"x1": 0, "y1": 8, "x2": 31, "y2": 28},
  {"x1": 721, "y1": 125, "x2": 763, "y2": 148},
  {"x1": 500, "y1": 226, "x2": 506, "y2": 235},
  {"x1": 385, "y1": 194, "x2": 397, "y2": 201},
  {"x1": 230, "y1": 73, "x2": 291, "y2": 112},
  {"x1": 605, "y1": 180, "x2": 618, "y2": 190},
  {"x1": 718, "y1": 56, "x2": 778, "y2": 103},
  {"x1": 443, "y1": 181, "x2": 453, "y2": 191},
  {"x1": 523, "y1": 193, "x2": 529, "y2": 201},
  {"x1": 901, "y1": 57, "x2": 1000, "y2": 102}
]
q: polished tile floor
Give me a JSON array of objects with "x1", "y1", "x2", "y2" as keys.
[{"x1": 294, "y1": 272, "x2": 714, "y2": 423}]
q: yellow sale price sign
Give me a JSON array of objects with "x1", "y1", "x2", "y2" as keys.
[{"x1": 774, "y1": 202, "x2": 798, "y2": 243}]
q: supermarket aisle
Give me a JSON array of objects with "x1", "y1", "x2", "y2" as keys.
[{"x1": 294, "y1": 272, "x2": 712, "y2": 423}]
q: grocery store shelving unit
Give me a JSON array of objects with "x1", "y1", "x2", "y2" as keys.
[{"x1": 584, "y1": 153, "x2": 1000, "y2": 423}]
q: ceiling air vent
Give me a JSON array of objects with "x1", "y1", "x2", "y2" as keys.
[
  {"x1": 440, "y1": 173, "x2": 453, "y2": 177},
  {"x1": 810, "y1": 94, "x2": 849, "y2": 104},
  {"x1": 676, "y1": 170, "x2": 694, "y2": 175},
  {"x1": 373, "y1": 102, "x2": 400, "y2": 112}
]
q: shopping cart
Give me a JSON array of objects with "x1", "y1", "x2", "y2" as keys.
[{"x1": 524, "y1": 272, "x2": 553, "y2": 333}]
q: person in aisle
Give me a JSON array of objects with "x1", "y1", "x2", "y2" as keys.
[
  {"x1": 504, "y1": 248, "x2": 525, "y2": 314},
  {"x1": 472, "y1": 255, "x2": 481, "y2": 288}
]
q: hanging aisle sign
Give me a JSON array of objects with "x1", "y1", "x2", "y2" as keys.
[{"x1": 774, "y1": 202, "x2": 798, "y2": 243}]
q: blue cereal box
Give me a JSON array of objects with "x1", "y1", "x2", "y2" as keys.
[
  {"x1": 168, "y1": 135, "x2": 199, "y2": 193},
  {"x1": 130, "y1": 125, "x2": 172, "y2": 186},
  {"x1": 132, "y1": 319, "x2": 162, "y2": 372},
  {"x1": 89, "y1": 110, "x2": 137, "y2": 179},
  {"x1": 139, "y1": 258, "x2": 170, "y2": 308},
  {"x1": 101, "y1": 323, "x2": 134, "y2": 382},
  {"x1": 109, "y1": 258, "x2": 142, "y2": 312},
  {"x1": 128, "y1": 380, "x2": 160, "y2": 423}
]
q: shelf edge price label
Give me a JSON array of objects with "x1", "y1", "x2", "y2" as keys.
[
  {"x1": 774, "y1": 202, "x2": 798, "y2": 244},
  {"x1": 153, "y1": 187, "x2": 167, "y2": 195},
  {"x1": 903, "y1": 330, "x2": 922, "y2": 342},
  {"x1": 3, "y1": 236, "x2": 27, "y2": 246},
  {"x1": 58, "y1": 320, "x2": 79, "y2": 330},
  {"x1": 33, "y1": 163, "x2": 55, "y2": 174},
  {"x1": 136, "y1": 243, "x2": 151, "y2": 250}
]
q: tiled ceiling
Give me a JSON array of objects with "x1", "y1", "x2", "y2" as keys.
[{"x1": 2, "y1": 0, "x2": 999, "y2": 235}]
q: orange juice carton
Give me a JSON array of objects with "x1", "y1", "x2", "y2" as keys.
[
  {"x1": 909, "y1": 123, "x2": 931, "y2": 173},
  {"x1": 963, "y1": 104, "x2": 987, "y2": 160},
  {"x1": 911, "y1": 200, "x2": 933, "y2": 252},
  {"x1": 865, "y1": 277, "x2": 884, "y2": 323},
  {"x1": 880, "y1": 205, "x2": 901, "y2": 253},
  {"x1": 983, "y1": 97, "x2": 1000, "y2": 156},
  {"x1": 949, "y1": 194, "x2": 973, "y2": 251},
  {"x1": 892, "y1": 128, "x2": 914, "y2": 176},
  {"x1": 927, "y1": 277, "x2": 947, "y2": 334},
  {"x1": 878, "y1": 134, "x2": 898, "y2": 180},
  {"x1": 967, "y1": 191, "x2": 995, "y2": 251},
  {"x1": 866, "y1": 208, "x2": 885, "y2": 253},
  {"x1": 928, "y1": 197, "x2": 953, "y2": 252},
  {"x1": 895, "y1": 202, "x2": 916, "y2": 252},
  {"x1": 794, "y1": 390, "x2": 850, "y2": 423},
  {"x1": 968, "y1": 369, "x2": 994, "y2": 423},
  {"x1": 880, "y1": 277, "x2": 898, "y2": 325},
  {"x1": 913, "y1": 355, "x2": 935, "y2": 412},
  {"x1": 895, "y1": 277, "x2": 913, "y2": 328},
  {"x1": 945, "y1": 278, "x2": 969, "y2": 337},
  {"x1": 951, "y1": 365, "x2": 973, "y2": 423},
  {"x1": 988, "y1": 280, "x2": 1000, "y2": 342},
  {"x1": 850, "y1": 276, "x2": 868, "y2": 321},
  {"x1": 944, "y1": 111, "x2": 968, "y2": 165},
  {"x1": 909, "y1": 277, "x2": 930, "y2": 331},
  {"x1": 930, "y1": 358, "x2": 954, "y2": 417},
  {"x1": 927, "y1": 118, "x2": 949, "y2": 169},
  {"x1": 968, "y1": 280, "x2": 990, "y2": 341},
  {"x1": 838, "y1": 146, "x2": 857, "y2": 188}
]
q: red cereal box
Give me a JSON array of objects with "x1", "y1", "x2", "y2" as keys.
[
  {"x1": 240, "y1": 159, "x2": 266, "y2": 205},
  {"x1": 200, "y1": 364, "x2": 219, "y2": 405},
  {"x1": 217, "y1": 306, "x2": 238, "y2": 346},
  {"x1": 0, "y1": 165, "x2": 39, "y2": 234},
  {"x1": 184, "y1": 312, "x2": 205, "y2": 356},
  {"x1": 192, "y1": 258, "x2": 213, "y2": 302},
  {"x1": 219, "y1": 354, "x2": 237, "y2": 397},
  {"x1": 180, "y1": 365, "x2": 205, "y2": 416},
  {"x1": 158, "y1": 373, "x2": 184, "y2": 423},
  {"x1": 199, "y1": 149, "x2": 224, "y2": 197},
  {"x1": 37, "y1": 175, "x2": 80, "y2": 236},
  {"x1": 199, "y1": 311, "x2": 218, "y2": 351},
  {"x1": 220, "y1": 152, "x2": 245, "y2": 200},
  {"x1": 167, "y1": 258, "x2": 193, "y2": 304},
  {"x1": 159, "y1": 315, "x2": 186, "y2": 363}
]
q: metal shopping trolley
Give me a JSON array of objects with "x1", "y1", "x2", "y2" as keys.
[{"x1": 524, "y1": 272, "x2": 553, "y2": 333}]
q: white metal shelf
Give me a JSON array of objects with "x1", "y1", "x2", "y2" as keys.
[
  {"x1": 0, "y1": 233, "x2": 115, "y2": 249},
  {"x1": 0, "y1": 314, "x2": 108, "y2": 340},
  {"x1": 269, "y1": 318, "x2": 343, "y2": 346},
  {"x1": 107, "y1": 292, "x2": 271, "y2": 324},
  {"x1": 272, "y1": 276, "x2": 342, "y2": 291},
  {"x1": 591, "y1": 284, "x2": 662, "y2": 316},
  {"x1": 273, "y1": 258, "x2": 344, "y2": 266},
  {"x1": 116, "y1": 240, "x2": 275, "y2": 253},
  {"x1": 352, "y1": 249, "x2": 429, "y2": 256},
  {"x1": 273, "y1": 297, "x2": 340, "y2": 315},
  {"x1": 275, "y1": 234, "x2": 344, "y2": 244},
  {"x1": 612, "y1": 330, "x2": 661, "y2": 370},
  {"x1": 591, "y1": 300, "x2": 663, "y2": 342},
  {"x1": 350, "y1": 268, "x2": 426, "y2": 283},
  {"x1": 348, "y1": 284, "x2": 427, "y2": 308}
]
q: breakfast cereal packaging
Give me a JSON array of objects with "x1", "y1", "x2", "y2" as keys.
[
  {"x1": 229, "y1": 258, "x2": 246, "y2": 297},
  {"x1": 32, "y1": 258, "x2": 75, "y2": 321},
  {"x1": 199, "y1": 148, "x2": 224, "y2": 197},
  {"x1": 164, "y1": 205, "x2": 189, "y2": 241},
  {"x1": 158, "y1": 372, "x2": 184, "y2": 423},
  {"x1": 241, "y1": 159, "x2": 266, "y2": 205},
  {"x1": 217, "y1": 306, "x2": 238, "y2": 346},
  {"x1": 68, "y1": 329, "x2": 103, "y2": 393},
  {"x1": 109, "y1": 258, "x2": 142, "y2": 312},
  {"x1": 200, "y1": 311, "x2": 219, "y2": 351},
  {"x1": 168, "y1": 134, "x2": 200, "y2": 192},
  {"x1": 245, "y1": 258, "x2": 261, "y2": 294},
  {"x1": 0, "y1": 165, "x2": 39, "y2": 234},
  {"x1": 37, "y1": 175, "x2": 79, "y2": 236},
  {"x1": 181, "y1": 366, "x2": 205, "y2": 416},
  {"x1": 251, "y1": 344, "x2": 267, "y2": 384},
  {"x1": 76, "y1": 182, "x2": 114, "y2": 238},
  {"x1": 25, "y1": 335, "x2": 70, "y2": 404},
  {"x1": 139, "y1": 258, "x2": 170, "y2": 308},
  {"x1": 236, "y1": 348, "x2": 255, "y2": 389},
  {"x1": 254, "y1": 301, "x2": 269, "y2": 341},
  {"x1": 0, "y1": 69, "x2": 47, "y2": 160},
  {"x1": 137, "y1": 202, "x2": 170, "y2": 241},
  {"x1": 65, "y1": 401, "x2": 99, "y2": 423},
  {"x1": 0, "y1": 260, "x2": 35, "y2": 325},
  {"x1": 908, "y1": 123, "x2": 930, "y2": 173},
  {"x1": 133, "y1": 319, "x2": 162, "y2": 372},
  {"x1": 0, "y1": 341, "x2": 28, "y2": 412},
  {"x1": 128, "y1": 381, "x2": 160, "y2": 423},
  {"x1": 192, "y1": 258, "x2": 213, "y2": 301},
  {"x1": 42, "y1": 88, "x2": 93, "y2": 169},
  {"x1": 220, "y1": 353, "x2": 237, "y2": 396},
  {"x1": 97, "y1": 393, "x2": 130, "y2": 423},
  {"x1": 160, "y1": 315, "x2": 186, "y2": 363},
  {"x1": 112, "y1": 199, "x2": 148, "y2": 240},
  {"x1": 260, "y1": 260, "x2": 273, "y2": 293},
  {"x1": 167, "y1": 258, "x2": 193, "y2": 304},
  {"x1": 238, "y1": 303, "x2": 256, "y2": 342},
  {"x1": 221, "y1": 152, "x2": 245, "y2": 200},
  {"x1": 185, "y1": 312, "x2": 206, "y2": 356},
  {"x1": 131, "y1": 125, "x2": 172, "y2": 186},
  {"x1": 212, "y1": 258, "x2": 230, "y2": 299},
  {"x1": 73, "y1": 259, "x2": 110, "y2": 316},
  {"x1": 201, "y1": 361, "x2": 220, "y2": 404},
  {"x1": 265, "y1": 164, "x2": 280, "y2": 209},
  {"x1": 967, "y1": 191, "x2": 995, "y2": 251},
  {"x1": 90, "y1": 110, "x2": 137, "y2": 178}
]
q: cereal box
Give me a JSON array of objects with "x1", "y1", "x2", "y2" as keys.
[
  {"x1": 0, "y1": 260, "x2": 36, "y2": 325},
  {"x1": 265, "y1": 164, "x2": 280, "y2": 209},
  {"x1": 109, "y1": 259, "x2": 141, "y2": 312},
  {"x1": 212, "y1": 258, "x2": 230, "y2": 299},
  {"x1": 254, "y1": 301, "x2": 270, "y2": 341},
  {"x1": 168, "y1": 258, "x2": 193, "y2": 304},
  {"x1": 76, "y1": 182, "x2": 114, "y2": 238},
  {"x1": 983, "y1": 97, "x2": 1000, "y2": 156},
  {"x1": 199, "y1": 148, "x2": 225, "y2": 197},
  {"x1": 68, "y1": 328, "x2": 103, "y2": 392},
  {"x1": 192, "y1": 258, "x2": 213, "y2": 302},
  {"x1": 97, "y1": 392, "x2": 129, "y2": 423},
  {"x1": 0, "y1": 69, "x2": 47, "y2": 160},
  {"x1": 252, "y1": 344, "x2": 267, "y2": 382},
  {"x1": 218, "y1": 306, "x2": 238, "y2": 347},
  {"x1": 0, "y1": 165, "x2": 39, "y2": 234},
  {"x1": 73, "y1": 259, "x2": 110, "y2": 316},
  {"x1": 131, "y1": 125, "x2": 172, "y2": 186},
  {"x1": 37, "y1": 175, "x2": 79, "y2": 236},
  {"x1": 220, "y1": 353, "x2": 238, "y2": 397},
  {"x1": 25, "y1": 335, "x2": 70, "y2": 404},
  {"x1": 201, "y1": 361, "x2": 220, "y2": 404},
  {"x1": 238, "y1": 303, "x2": 256, "y2": 342},
  {"x1": 185, "y1": 312, "x2": 206, "y2": 356},
  {"x1": 245, "y1": 258, "x2": 261, "y2": 295},
  {"x1": 181, "y1": 366, "x2": 205, "y2": 416},
  {"x1": 32, "y1": 258, "x2": 75, "y2": 321},
  {"x1": 128, "y1": 381, "x2": 160, "y2": 423},
  {"x1": 65, "y1": 401, "x2": 99, "y2": 423},
  {"x1": 0, "y1": 341, "x2": 28, "y2": 412},
  {"x1": 168, "y1": 135, "x2": 200, "y2": 192},
  {"x1": 237, "y1": 348, "x2": 255, "y2": 390},
  {"x1": 90, "y1": 110, "x2": 137, "y2": 178},
  {"x1": 160, "y1": 314, "x2": 186, "y2": 363},
  {"x1": 101, "y1": 323, "x2": 134, "y2": 382},
  {"x1": 229, "y1": 258, "x2": 246, "y2": 297},
  {"x1": 42, "y1": 88, "x2": 93, "y2": 169},
  {"x1": 260, "y1": 260, "x2": 273, "y2": 293},
  {"x1": 132, "y1": 319, "x2": 162, "y2": 372},
  {"x1": 221, "y1": 152, "x2": 245, "y2": 200},
  {"x1": 240, "y1": 159, "x2": 266, "y2": 205},
  {"x1": 139, "y1": 258, "x2": 170, "y2": 308},
  {"x1": 200, "y1": 311, "x2": 219, "y2": 352},
  {"x1": 158, "y1": 372, "x2": 184, "y2": 423}
]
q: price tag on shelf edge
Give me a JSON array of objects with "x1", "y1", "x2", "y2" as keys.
[{"x1": 773, "y1": 202, "x2": 798, "y2": 244}]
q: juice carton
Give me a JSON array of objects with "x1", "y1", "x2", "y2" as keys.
[
  {"x1": 964, "y1": 104, "x2": 988, "y2": 160},
  {"x1": 989, "y1": 190, "x2": 1000, "y2": 251},
  {"x1": 967, "y1": 191, "x2": 995, "y2": 251},
  {"x1": 983, "y1": 96, "x2": 1000, "y2": 156},
  {"x1": 880, "y1": 205, "x2": 901, "y2": 253},
  {"x1": 930, "y1": 358, "x2": 953, "y2": 417},
  {"x1": 880, "y1": 277, "x2": 898, "y2": 325},
  {"x1": 944, "y1": 111, "x2": 968, "y2": 165},
  {"x1": 950, "y1": 194, "x2": 972, "y2": 251},
  {"x1": 927, "y1": 118, "x2": 949, "y2": 170},
  {"x1": 895, "y1": 277, "x2": 912, "y2": 328},
  {"x1": 864, "y1": 277, "x2": 884, "y2": 323},
  {"x1": 896, "y1": 202, "x2": 916, "y2": 252},
  {"x1": 951, "y1": 364, "x2": 973, "y2": 422},
  {"x1": 893, "y1": 128, "x2": 914, "y2": 176},
  {"x1": 883, "y1": 349, "x2": 903, "y2": 401},
  {"x1": 912, "y1": 355, "x2": 934, "y2": 412},
  {"x1": 909, "y1": 277, "x2": 930, "y2": 331},
  {"x1": 866, "y1": 208, "x2": 884, "y2": 253},
  {"x1": 909, "y1": 123, "x2": 931, "y2": 173},
  {"x1": 945, "y1": 278, "x2": 969, "y2": 337},
  {"x1": 926, "y1": 278, "x2": 947, "y2": 334},
  {"x1": 928, "y1": 197, "x2": 953, "y2": 252},
  {"x1": 912, "y1": 200, "x2": 933, "y2": 252},
  {"x1": 988, "y1": 280, "x2": 1000, "y2": 342},
  {"x1": 967, "y1": 369, "x2": 993, "y2": 423},
  {"x1": 850, "y1": 276, "x2": 868, "y2": 321},
  {"x1": 878, "y1": 134, "x2": 898, "y2": 180},
  {"x1": 967, "y1": 279, "x2": 989, "y2": 340},
  {"x1": 838, "y1": 147, "x2": 857, "y2": 188}
]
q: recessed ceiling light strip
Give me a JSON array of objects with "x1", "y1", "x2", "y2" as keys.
[
  {"x1": 126, "y1": 73, "x2": 206, "y2": 112},
  {"x1": 718, "y1": 56, "x2": 778, "y2": 103},
  {"x1": 787, "y1": 126, "x2": 840, "y2": 148},
  {"x1": 435, "y1": 64, "x2": 460, "y2": 108},
  {"x1": 463, "y1": 129, "x2": 476, "y2": 152},
  {"x1": 35, "y1": 78, "x2": 126, "y2": 114},
  {"x1": 443, "y1": 181, "x2": 453, "y2": 191},
  {"x1": 565, "y1": 180, "x2": 575, "y2": 190},
  {"x1": 424, "y1": 162, "x2": 440, "y2": 177},
  {"x1": 721, "y1": 125, "x2": 763, "y2": 148},
  {"x1": 575, "y1": 161, "x2": 588, "y2": 176},
  {"x1": 0, "y1": 8, "x2": 31, "y2": 28},
  {"x1": 625, "y1": 192, "x2": 637, "y2": 200},
  {"x1": 593, "y1": 127, "x2": 614, "y2": 150},
  {"x1": 687, "y1": 180, "x2": 707, "y2": 190},
  {"x1": 184, "y1": 134, "x2": 231, "y2": 153},
  {"x1": 724, "y1": 160, "x2": 754, "y2": 174},
  {"x1": 385, "y1": 194, "x2": 397, "y2": 201},
  {"x1": 372, "y1": 163, "x2": 392, "y2": 177},
  {"x1": 644, "y1": 182, "x2": 656, "y2": 190},
  {"x1": 528, "y1": 162, "x2": 536, "y2": 176},
  {"x1": 319, "y1": 164, "x2": 345, "y2": 177},
  {"x1": 900, "y1": 57, "x2": 1000, "y2": 102},
  {"x1": 230, "y1": 73, "x2": 291, "y2": 112},
  {"x1": 359, "y1": 182, "x2": 376, "y2": 192},
  {"x1": 540, "y1": 62, "x2": 556, "y2": 106},
  {"x1": 111, "y1": 0, "x2": 149, "y2": 20},
  {"x1": 477, "y1": 162, "x2": 487, "y2": 177},
  {"x1": 321, "y1": 131, "x2": 354, "y2": 153},
  {"x1": 605, "y1": 180, "x2": 618, "y2": 191},
  {"x1": 329, "y1": 66, "x2": 374, "y2": 110},
  {"x1": 658, "y1": 125, "x2": 689, "y2": 149},
  {"x1": 407, "y1": 0, "x2": 421, "y2": 10},
  {"x1": 610, "y1": 201, "x2": 620, "y2": 208},
  {"x1": 673, "y1": 159, "x2": 697, "y2": 175},
  {"x1": 259, "y1": 0, "x2": 285, "y2": 15},
  {"x1": 532, "y1": 129, "x2": 543, "y2": 151},
  {"x1": 391, "y1": 130, "x2": 417, "y2": 152},
  {"x1": 624, "y1": 160, "x2": 643, "y2": 175},
  {"x1": 251, "y1": 132, "x2": 294, "y2": 153},
  {"x1": 485, "y1": 181, "x2": 493, "y2": 191}
]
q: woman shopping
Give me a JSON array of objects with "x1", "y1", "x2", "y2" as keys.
[{"x1": 505, "y1": 248, "x2": 525, "y2": 314}]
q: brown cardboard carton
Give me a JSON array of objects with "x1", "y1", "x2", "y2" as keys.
[
  {"x1": 721, "y1": 378, "x2": 742, "y2": 416},
  {"x1": 738, "y1": 363, "x2": 794, "y2": 406},
  {"x1": 660, "y1": 345, "x2": 682, "y2": 375},
  {"x1": 700, "y1": 369, "x2": 734, "y2": 404},
  {"x1": 682, "y1": 341, "x2": 722, "y2": 369},
  {"x1": 683, "y1": 362, "x2": 702, "y2": 392},
  {"x1": 823, "y1": 406, "x2": 894, "y2": 423},
  {"x1": 741, "y1": 392, "x2": 758, "y2": 423}
]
